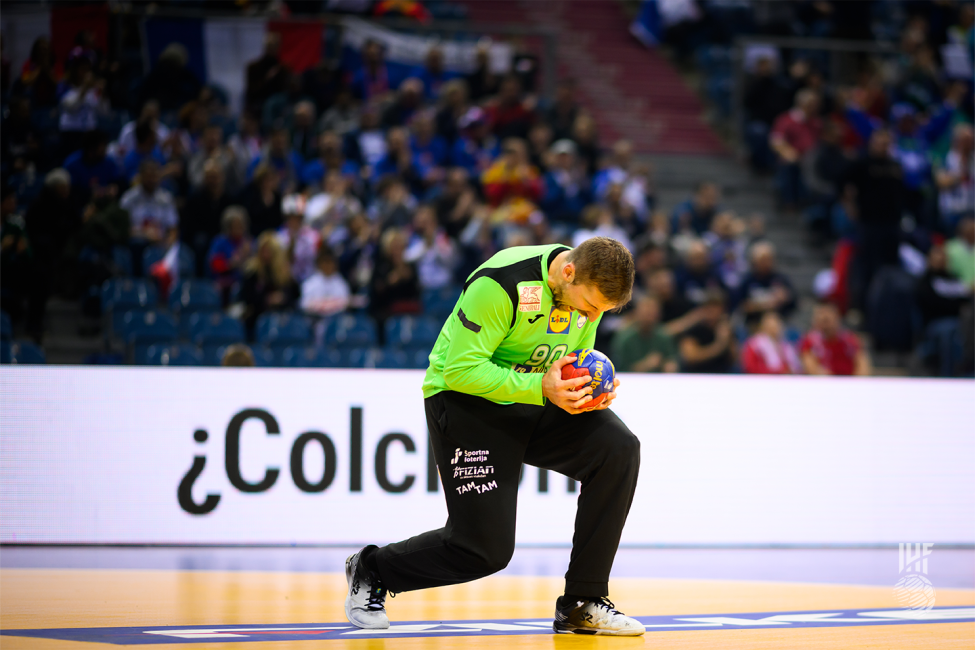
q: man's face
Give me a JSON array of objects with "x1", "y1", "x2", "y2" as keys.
[
  {"x1": 635, "y1": 299, "x2": 659, "y2": 328},
  {"x1": 141, "y1": 166, "x2": 160, "y2": 192},
  {"x1": 270, "y1": 131, "x2": 287, "y2": 154},
  {"x1": 697, "y1": 184, "x2": 718, "y2": 210},
  {"x1": 551, "y1": 263, "x2": 616, "y2": 322},
  {"x1": 814, "y1": 306, "x2": 840, "y2": 336}
]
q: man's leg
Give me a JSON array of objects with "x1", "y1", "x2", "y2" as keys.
[
  {"x1": 523, "y1": 405, "x2": 640, "y2": 598},
  {"x1": 373, "y1": 390, "x2": 535, "y2": 593}
]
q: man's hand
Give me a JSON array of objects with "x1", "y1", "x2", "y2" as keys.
[
  {"x1": 584, "y1": 378, "x2": 620, "y2": 412},
  {"x1": 542, "y1": 355, "x2": 593, "y2": 415}
]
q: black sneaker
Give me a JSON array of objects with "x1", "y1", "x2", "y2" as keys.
[
  {"x1": 553, "y1": 595, "x2": 645, "y2": 635},
  {"x1": 344, "y1": 547, "x2": 391, "y2": 629}
]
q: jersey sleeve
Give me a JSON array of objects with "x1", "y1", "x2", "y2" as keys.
[{"x1": 441, "y1": 277, "x2": 545, "y2": 405}]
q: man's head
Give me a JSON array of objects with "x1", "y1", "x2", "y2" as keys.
[
  {"x1": 952, "y1": 123, "x2": 974, "y2": 156},
  {"x1": 263, "y1": 33, "x2": 280, "y2": 58},
  {"x1": 445, "y1": 167, "x2": 469, "y2": 196},
  {"x1": 710, "y1": 210, "x2": 736, "y2": 238},
  {"x1": 201, "y1": 123, "x2": 223, "y2": 153},
  {"x1": 956, "y1": 216, "x2": 975, "y2": 246},
  {"x1": 268, "y1": 126, "x2": 288, "y2": 155},
  {"x1": 501, "y1": 138, "x2": 528, "y2": 167},
  {"x1": 694, "y1": 181, "x2": 720, "y2": 211},
  {"x1": 499, "y1": 74, "x2": 522, "y2": 103},
  {"x1": 425, "y1": 46, "x2": 444, "y2": 74},
  {"x1": 550, "y1": 237, "x2": 635, "y2": 321},
  {"x1": 44, "y1": 168, "x2": 71, "y2": 199},
  {"x1": 867, "y1": 128, "x2": 893, "y2": 157},
  {"x1": 648, "y1": 268, "x2": 675, "y2": 300},
  {"x1": 411, "y1": 110, "x2": 436, "y2": 141},
  {"x1": 387, "y1": 126, "x2": 409, "y2": 152},
  {"x1": 550, "y1": 139, "x2": 577, "y2": 170},
  {"x1": 134, "y1": 121, "x2": 157, "y2": 152},
  {"x1": 612, "y1": 139, "x2": 633, "y2": 169},
  {"x1": 413, "y1": 204, "x2": 437, "y2": 236},
  {"x1": 685, "y1": 239, "x2": 710, "y2": 273},
  {"x1": 399, "y1": 78, "x2": 424, "y2": 107},
  {"x1": 633, "y1": 294, "x2": 661, "y2": 331},
  {"x1": 812, "y1": 302, "x2": 841, "y2": 338},
  {"x1": 316, "y1": 246, "x2": 338, "y2": 276},
  {"x1": 754, "y1": 55, "x2": 775, "y2": 77},
  {"x1": 318, "y1": 130, "x2": 341, "y2": 156},
  {"x1": 362, "y1": 39, "x2": 384, "y2": 66},
  {"x1": 202, "y1": 159, "x2": 225, "y2": 194},
  {"x1": 758, "y1": 311, "x2": 784, "y2": 340},
  {"x1": 700, "y1": 289, "x2": 727, "y2": 326},
  {"x1": 221, "y1": 205, "x2": 248, "y2": 241},
  {"x1": 139, "y1": 159, "x2": 161, "y2": 193},
  {"x1": 795, "y1": 88, "x2": 820, "y2": 117},
  {"x1": 293, "y1": 101, "x2": 316, "y2": 129},
  {"x1": 750, "y1": 241, "x2": 776, "y2": 275},
  {"x1": 927, "y1": 243, "x2": 947, "y2": 272}
]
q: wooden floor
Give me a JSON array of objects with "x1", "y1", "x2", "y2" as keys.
[{"x1": 2, "y1": 568, "x2": 973, "y2": 649}]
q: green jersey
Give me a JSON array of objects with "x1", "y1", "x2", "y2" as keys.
[{"x1": 422, "y1": 244, "x2": 600, "y2": 405}]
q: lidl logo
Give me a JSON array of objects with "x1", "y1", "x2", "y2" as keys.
[{"x1": 547, "y1": 308, "x2": 571, "y2": 334}]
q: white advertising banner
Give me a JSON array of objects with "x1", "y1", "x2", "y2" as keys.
[{"x1": 1, "y1": 367, "x2": 972, "y2": 545}]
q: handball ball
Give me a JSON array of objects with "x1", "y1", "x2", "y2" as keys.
[{"x1": 561, "y1": 349, "x2": 616, "y2": 407}]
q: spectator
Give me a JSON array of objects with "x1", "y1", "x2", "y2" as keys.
[
  {"x1": 843, "y1": 128, "x2": 906, "y2": 307},
  {"x1": 22, "y1": 172, "x2": 75, "y2": 339},
  {"x1": 404, "y1": 204, "x2": 460, "y2": 290},
  {"x1": 245, "y1": 33, "x2": 288, "y2": 114},
  {"x1": 481, "y1": 138, "x2": 542, "y2": 224},
  {"x1": 263, "y1": 73, "x2": 311, "y2": 133},
  {"x1": 744, "y1": 55, "x2": 790, "y2": 171},
  {"x1": 289, "y1": 100, "x2": 318, "y2": 161},
  {"x1": 318, "y1": 86, "x2": 360, "y2": 137},
  {"x1": 207, "y1": 205, "x2": 251, "y2": 299},
  {"x1": 119, "y1": 159, "x2": 179, "y2": 271},
  {"x1": 451, "y1": 107, "x2": 499, "y2": 177},
  {"x1": 346, "y1": 106, "x2": 388, "y2": 171},
  {"x1": 466, "y1": 43, "x2": 499, "y2": 102},
  {"x1": 527, "y1": 122, "x2": 554, "y2": 172},
  {"x1": 141, "y1": 43, "x2": 201, "y2": 115},
  {"x1": 946, "y1": 216, "x2": 975, "y2": 288},
  {"x1": 541, "y1": 139, "x2": 589, "y2": 226},
  {"x1": 647, "y1": 268, "x2": 701, "y2": 338},
  {"x1": 305, "y1": 170, "x2": 363, "y2": 232},
  {"x1": 670, "y1": 181, "x2": 721, "y2": 235},
  {"x1": 570, "y1": 112, "x2": 600, "y2": 178},
  {"x1": 369, "y1": 177, "x2": 416, "y2": 230},
  {"x1": 934, "y1": 123, "x2": 974, "y2": 234},
  {"x1": 336, "y1": 211, "x2": 378, "y2": 295},
  {"x1": 382, "y1": 77, "x2": 425, "y2": 129},
  {"x1": 227, "y1": 111, "x2": 263, "y2": 184},
  {"x1": 113, "y1": 101, "x2": 170, "y2": 164},
  {"x1": 573, "y1": 204, "x2": 632, "y2": 252},
  {"x1": 221, "y1": 343, "x2": 255, "y2": 367},
  {"x1": 737, "y1": 241, "x2": 797, "y2": 327},
  {"x1": 182, "y1": 160, "x2": 233, "y2": 276},
  {"x1": 188, "y1": 123, "x2": 241, "y2": 194},
  {"x1": 410, "y1": 110, "x2": 449, "y2": 188},
  {"x1": 433, "y1": 167, "x2": 477, "y2": 238},
  {"x1": 301, "y1": 130, "x2": 358, "y2": 193},
  {"x1": 17, "y1": 36, "x2": 58, "y2": 108},
  {"x1": 486, "y1": 74, "x2": 535, "y2": 140},
  {"x1": 592, "y1": 139, "x2": 652, "y2": 219},
  {"x1": 678, "y1": 289, "x2": 736, "y2": 374},
  {"x1": 1, "y1": 184, "x2": 31, "y2": 330},
  {"x1": 916, "y1": 244, "x2": 973, "y2": 376},
  {"x1": 300, "y1": 246, "x2": 350, "y2": 316},
  {"x1": 121, "y1": 121, "x2": 167, "y2": 184},
  {"x1": 703, "y1": 210, "x2": 749, "y2": 292},
  {"x1": 1, "y1": 95, "x2": 40, "y2": 174},
  {"x1": 369, "y1": 227, "x2": 421, "y2": 321},
  {"x1": 238, "y1": 163, "x2": 283, "y2": 237},
  {"x1": 675, "y1": 239, "x2": 724, "y2": 306},
  {"x1": 799, "y1": 302, "x2": 871, "y2": 376},
  {"x1": 741, "y1": 311, "x2": 802, "y2": 374},
  {"x1": 240, "y1": 231, "x2": 299, "y2": 339},
  {"x1": 277, "y1": 194, "x2": 320, "y2": 283},
  {"x1": 58, "y1": 47, "x2": 106, "y2": 159},
  {"x1": 603, "y1": 182, "x2": 645, "y2": 243},
  {"x1": 770, "y1": 89, "x2": 822, "y2": 211},
  {"x1": 545, "y1": 78, "x2": 581, "y2": 141},
  {"x1": 247, "y1": 125, "x2": 302, "y2": 194},
  {"x1": 611, "y1": 294, "x2": 679, "y2": 373},
  {"x1": 373, "y1": 127, "x2": 423, "y2": 196},
  {"x1": 435, "y1": 79, "x2": 470, "y2": 144},
  {"x1": 418, "y1": 46, "x2": 457, "y2": 100},
  {"x1": 351, "y1": 38, "x2": 395, "y2": 103}
]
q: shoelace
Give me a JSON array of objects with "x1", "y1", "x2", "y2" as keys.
[
  {"x1": 589, "y1": 596, "x2": 623, "y2": 616},
  {"x1": 365, "y1": 582, "x2": 395, "y2": 611}
]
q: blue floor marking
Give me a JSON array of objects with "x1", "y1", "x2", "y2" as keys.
[{"x1": 3, "y1": 607, "x2": 973, "y2": 644}]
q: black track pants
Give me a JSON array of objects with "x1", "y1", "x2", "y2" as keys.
[{"x1": 374, "y1": 390, "x2": 640, "y2": 598}]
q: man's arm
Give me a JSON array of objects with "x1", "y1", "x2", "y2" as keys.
[
  {"x1": 441, "y1": 277, "x2": 545, "y2": 404},
  {"x1": 801, "y1": 350, "x2": 830, "y2": 375}
]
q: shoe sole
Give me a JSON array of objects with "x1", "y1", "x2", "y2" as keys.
[
  {"x1": 553, "y1": 622, "x2": 645, "y2": 636},
  {"x1": 344, "y1": 553, "x2": 390, "y2": 630}
]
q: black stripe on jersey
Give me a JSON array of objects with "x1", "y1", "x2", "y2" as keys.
[
  {"x1": 457, "y1": 308, "x2": 482, "y2": 333},
  {"x1": 462, "y1": 246, "x2": 570, "y2": 328}
]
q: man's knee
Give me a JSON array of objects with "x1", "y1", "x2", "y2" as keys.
[
  {"x1": 604, "y1": 424, "x2": 641, "y2": 470},
  {"x1": 452, "y1": 533, "x2": 515, "y2": 577}
]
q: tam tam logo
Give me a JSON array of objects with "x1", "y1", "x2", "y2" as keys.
[{"x1": 178, "y1": 408, "x2": 578, "y2": 515}]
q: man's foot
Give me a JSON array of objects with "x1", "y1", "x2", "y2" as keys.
[
  {"x1": 553, "y1": 596, "x2": 645, "y2": 636},
  {"x1": 344, "y1": 547, "x2": 390, "y2": 629}
]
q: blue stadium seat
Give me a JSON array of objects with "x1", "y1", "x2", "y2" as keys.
[
  {"x1": 421, "y1": 285, "x2": 462, "y2": 317},
  {"x1": 412, "y1": 347, "x2": 433, "y2": 370},
  {"x1": 113, "y1": 246, "x2": 133, "y2": 276},
  {"x1": 281, "y1": 346, "x2": 342, "y2": 368},
  {"x1": 252, "y1": 346, "x2": 278, "y2": 367},
  {"x1": 139, "y1": 344, "x2": 204, "y2": 367},
  {"x1": 1, "y1": 311, "x2": 11, "y2": 341},
  {"x1": 385, "y1": 315, "x2": 442, "y2": 348},
  {"x1": 122, "y1": 311, "x2": 179, "y2": 347},
  {"x1": 102, "y1": 278, "x2": 157, "y2": 314},
  {"x1": 374, "y1": 349, "x2": 409, "y2": 369},
  {"x1": 169, "y1": 280, "x2": 221, "y2": 316},
  {"x1": 257, "y1": 312, "x2": 312, "y2": 349},
  {"x1": 343, "y1": 346, "x2": 375, "y2": 368},
  {"x1": 323, "y1": 313, "x2": 378, "y2": 347},
  {"x1": 189, "y1": 312, "x2": 245, "y2": 347},
  {"x1": 142, "y1": 245, "x2": 197, "y2": 279},
  {"x1": 7, "y1": 340, "x2": 46, "y2": 364}
]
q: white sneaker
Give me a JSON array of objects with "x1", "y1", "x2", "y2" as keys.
[
  {"x1": 344, "y1": 547, "x2": 390, "y2": 629},
  {"x1": 553, "y1": 596, "x2": 645, "y2": 636}
]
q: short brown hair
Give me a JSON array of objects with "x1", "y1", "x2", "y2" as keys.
[
  {"x1": 222, "y1": 344, "x2": 255, "y2": 367},
  {"x1": 568, "y1": 237, "x2": 635, "y2": 309}
]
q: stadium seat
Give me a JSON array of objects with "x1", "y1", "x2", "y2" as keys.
[
  {"x1": 122, "y1": 311, "x2": 179, "y2": 347},
  {"x1": 412, "y1": 347, "x2": 433, "y2": 369},
  {"x1": 252, "y1": 346, "x2": 278, "y2": 367},
  {"x1": 142, "y1": 245, "x2": 197, "y2": 279},
  {"x1": 343, "y1": 346, "x2": 375, "y2": 368},
  {"x1": 323, "y1": 313, "x2": 378, "y2": 347},
  {"x1": 139, "y1": 344, "x2": 204, "y2": 367},
  {"x1": 257, "y1": 312, "x2": 312, "y2": 349},
  {"x1": 1, "y1": 311, "x2": 11, "y2": 341},
  {"x1": 102, "y1": 279, "x2": 158, "y2": 314},
  {"x1": 374, "y1": 349, "x2": 409, "y2": 369},
  {"x1": 281, "y1": 346, "x2": 342, "y2": 368},
  {"x1": 169, "y1": 280, "x2": 221, "y2": 316},
  {"x1": 421, "y1": 286, "x2": 462, "y2": 317},
  {"x1": 385, "y1": 315, "x2": 441, "y2": 348},
  {"x1": 112, "y1": 246, "x2": 133, "y2": 277},
  {"x1": 189, "y1": 312, "x2": 245, "y2": 347},
  {"x1": 7, "y1": 340, "x2": 46, "y2": 364},
  {"x1": 0, "y1": 340, "x2": 11, "y2": 364}
]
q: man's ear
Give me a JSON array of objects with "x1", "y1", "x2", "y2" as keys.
[{"x1": 562, "y1": 261, "x2": 575, "y2": 283}]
